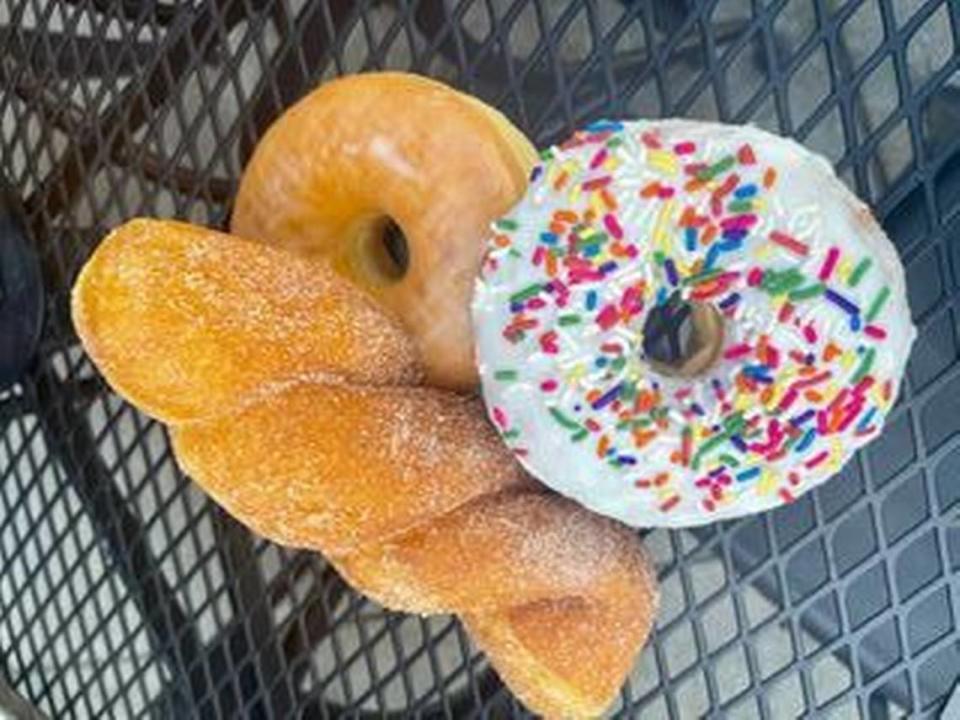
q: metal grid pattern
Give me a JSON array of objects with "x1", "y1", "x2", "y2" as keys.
[{"x1": 0, "y1": 1, "x2": 958, "y2": 717}]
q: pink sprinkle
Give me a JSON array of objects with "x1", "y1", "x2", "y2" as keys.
[
  {"x1": 596, "y1": 304, "x2": 620, "y2": 330},
  {"x1": 641, "y1": 131, "x2": 661, "y2": 148},
  {"x1": 590, "y1": 148, "x2": 608, "y2": 169},
  {"x1": 540, "y1": 379, "x2": 558, "y2": 392},
  {"x1": 532, "y1": 246, "x2": 546, "y2": 266},
  {"x1": 747, "y1": 268, "x2": 765, "y2": 287},
  {"x1": 720, "y1": 213, "x2": 757, "y2": 230},
  {"x1": 803, "y1": 324, "x2": 818, "y2": 344},
  {"x1": 603, "y1": 213, "x2": 624, "y2": 239},
  {"x1": 527, "y1": 297, "x2": 547, "y2": 310},
  {"x1": 723, "y1": 343, "x2": 752, "y2": 360},
  {"x1": 819, "y1": 246, "x2": 840, "y2": 281},
  {"x1": 778, "y1": 388, "x2": 798, "y2": 411},
  {"x1": 658, "y1": 186, "x2": 676, "y2": 199},
  {"x1": 674, "y1": 141, "x2": 696, "y2": 155},
  {"x1": 539, "y1": 330, "x2": 559, "y2": 354},
  {"x1": 624, "y1": 244, "x2": 639, "y2": 258},
  {"x1": 493, "y1": 407, "x2": 508, "y2": 429},
  {"x1": 817, "y1": 410, "x2": 829, "y2": 434},
  {"x1": 864, "y1": 325, "x2": 887, "y2": 340},
  {"x1": 779, "y1": 488, "x2": 795, "y2": 503},
  {"x1": 778, "y1": 302, "x2": 794, "y2": 323},
  {"x1": 805, "y1": 450, "x2": 829, "y2": 469}
]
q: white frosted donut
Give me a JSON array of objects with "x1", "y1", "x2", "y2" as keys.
[{"x1": 472, "y1": 119, "x2": 916, "y2": 528}]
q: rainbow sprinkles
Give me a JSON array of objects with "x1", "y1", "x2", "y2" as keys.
[{"x1": 472, "y1": 119, "x2": 916, "y2": 527}]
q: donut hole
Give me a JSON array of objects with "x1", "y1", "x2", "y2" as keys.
[
  {"x1": 361, "y1": 216, "x2": 409, "y2": 283},
  {"x1": 643, "y1": 295, "x2": 724, "y2": 379}
]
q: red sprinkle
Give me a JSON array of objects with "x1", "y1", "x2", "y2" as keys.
[
  {"x1": 540, "y1": 379, "x2": 558, "y2": 392},
  {"x1": 779, "y1": 488, "x2": 795, "y2": 503},
  {"x1": 778, "y1": 302, "x2": 795, "y2": 323},
  {"x1": 641, "y1": 131, "x2": 661, "y2": 148},
  {"x1": 819, "y1": 246, "x2": 840, "y2": 281},
  {"x1": 747, "y1": 267, "x2": 765, "y2": 286},
  {"x1": 674, "y1": 141, "x2": 696, "y2": 155},
  {"x1": 738, "y1": 144, "x2": 756, "y2": 164},
  {"x1": 803, "y1": 324, "x2": 818, "y2": 344},
  {"x1": 723, "y1": 343, "x2": 752, "y2": 360},
  {"x1": 769, "y1": 230, "x2": 810, "y2": 257},
  {"x1": 582, "y1": 176, "x2": 612, "y2": 191},
  {"x1": 660, "y1": 495, "x2": 681, "y2": 512},
  {"x1": 539, "y1": 330, "x2": 559, "y2": 354},
  {"x1": 864, "y1": 325, "x2": 887, "y2": 340},
  {"x1": 590, "y1": 148, "x2": 608, "y2": 169},
  {"x1": 596, "y1": 304, "x2": 620, "y2": 330}
]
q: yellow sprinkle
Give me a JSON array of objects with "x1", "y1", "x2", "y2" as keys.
[
  {"x1": 755, "y1": 243, "x2": 773, "y2": 260},
  {"x1": 828, "y1": 438, "x2": 844, "y2": 472},
  {"x1": 735, "y1": 393, "x2": 752, "y2": 412},
  {"x1": 567, "y1": 364, "x2": 587, "y2": 382},
  {"x1": 653, "y1": 200, "x2": 677, "y2": 248},
  {"x1": 604, "y1": 157, "x2": 620, "y2": 171},
  {"x1": 837, "y1": 257, "x2": 853, "y2": 283},
  {"x1": 757, "y1": 468, "x2": 778, "y2": 495},
  {"x1": 840, "y1": 351, "x2": 856, "y2": 370},
  {"x1": 590, "y1": 191, "x2": 605, "y2": 218},
  {"x1": 647, "y1": 149, "x2": 678, "y2": 175},
  {"x1": 752, "y1": 197, "x2": 767, "y2": 212},
  {"x1": 871, "y1": 383, "x2": 887, "y2": 408},
  {"x1": 568, "y1": 183, "x2": 581, "y2": 206}
]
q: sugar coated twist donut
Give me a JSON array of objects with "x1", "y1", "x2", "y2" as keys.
[
  {"x1": 473, "y1": 120, "x2": 916, "y2": 528},
  {"x1": 72, "y1": 73, "x2": 659, "y2": 719}
]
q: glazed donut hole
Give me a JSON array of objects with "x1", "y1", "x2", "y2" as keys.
[{"x1": 359, "y1": 215, "x2": 410, "y2": 284}]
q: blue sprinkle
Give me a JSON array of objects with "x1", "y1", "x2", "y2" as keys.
[
  {"x1": 709, "y1": 465, "x2": 726, "y2": 477},
  {"x1": 656, "y1": 286, "x2": 668, "y2": 305},
  {"x1": 586, "y1": 119, "x2": 624, "y2": 132},
  {"x1": 734, "y1": 183, "x2": 757, "y2": 199},
  {"x1": 617, "y1": 455, "x2": 637, "y2": 465},
  {"x1": 690, "y1": 403, "x2": 705, "y2": 416},
  {"x1": 705, "y1": 244, "x2": 721, "y2": 270},
  {"x1": 721, "y1": 229, "x2": 748, "y2": 244},
  {"x1": 595, "y1": 357, "x2": 608, "y2": 368},
  {"x1": 794, "y1": 429, "x2": 817, "y2": 453},
  {"x1": 743, "y1": 364, "x2": 773, "y2": 380},
  {"x1": 789, "y1": 409, "x2": 816, "y2": 427},
  {"x1": 685, "y1": 227, "x2": 697, "y2": 252},
  {"x1": 585, "y1": 291, "x2": 598, "y2": 310},
  {"x1": 540, "y1": 231, "x2": 558, "y2": 245},
  {"x1": 530, "y1": 166, "x2": 543, "y2": 182},
  {"x1": 599, "y1": 260, "x2": 618, "y2": 274},
  {"x1": 664, "y1": 258, "x2": 679, "y2": 286},
  {"x1": 718, "y1": 292, "x2": 741, "y2": 309},
  {"x1": 731, "y1": 435, "x2": 748, "y2": 452},
  {"x1": 857, "y1": 407, "x2": 878, "y2": 431},
  {"x1": 510, "y1": 302, "x2": 524, "y2": 313},
  {"x1": 592, "y1": 383, "x2": 623, "y2": 410},
  {"x1": 849, "y1": 314, "x2": 862, "y2": 331},
  {"x1": 825, "y1": 288, "x2": 859, "y2": 316},
  {"x1": 736, "y1": 467, "x2": 761, "y2": 482},
  {"x1": 584, "y1": 245, "x2": 601, "y2": 257}
]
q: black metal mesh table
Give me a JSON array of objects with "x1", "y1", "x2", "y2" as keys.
[{"x1": 1, "y1": 1, "x2": 959, "y2": 717}]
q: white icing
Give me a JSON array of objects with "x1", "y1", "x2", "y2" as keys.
[{"x1": 472, "y1": 119, "x2": 916, "y2": 528}]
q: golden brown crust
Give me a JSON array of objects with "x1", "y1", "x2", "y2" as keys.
[
  {"x1": 72, "y1": 219, "x2": 421, "y2": 423},
  {"x1": 231, "y1": 72, "x2": 536, "y2": 390}
]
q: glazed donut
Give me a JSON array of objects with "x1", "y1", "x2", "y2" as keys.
[
  {"x1": 231, "y1": 72, "x2": 537, "y2": 390},
  {"x1": 473, "y1": 119, "x2": 916, "y2": 528}
]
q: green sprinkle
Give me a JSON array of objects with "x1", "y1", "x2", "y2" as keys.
[
  {"x1": 607, "y1": 137, "x2": 624, "y2": 148},
  {"x1": 653, "y1": 250, "x2": 667, "y2": 265},
  {"x1": 632, "y1": 418, "x2": 653, "y2": 429},
  {"x1": 692, "y1": 432, "x2": 729, "y2": 470},
  {"x1": 539, "y1": 148, "x2": 555, "y2": 161},
  {"x1": 503, "y1": 429, "x2": 520, "y2": 440},
  {"x1": 763, "y1": 268, "x2": 804, "y2": 295},
  {"x1": 496, "y1": 218, "x2": 518, "y2": 231},
  {"x1": 718, "y1": 453, "x2": 741, "y2": 468},
  {"x1": 509, "y1": 284, "x2": 542, "y2": 304},
  {"x1": 788, "y1": 283, "x2": 826, "y2": 301},
  {"x1": 619, "y1": 382, "x2": 637, "y2": 401},
  {"x1": 723, "y1": 411, "x2": 745, "y2": 435},
  {"x1": 851, "y1": 348, "x2": 876, "y2": 383},
  {"x1": 697, "y1": 155, "x2": 735, "y2": 181},
  {"x1": 611, "y1": 356, "x2": 628, "y2": 372},
  {"x1": 571, "y1": 429, "x2": 589, "y2": 442},
  {"x1": 558, "y1": 314, "x2": 582, "y2": 326},
  {"x1": 508, "y1": 248, "x2": 522, "y2": 258},
  {"x1": 682, "y1": 268, "x2": 725, "y2": 287},
  {"x1": 727, "y1": 200, "x2": 753, "y2": 214},
  {"x1": 549, "y1": 407, "x2": 582, "y2": 431},
  {"x1": 494, "y1": 369, "x2": 518, "y2": 382},
  {"x1": 847, "y1": 258, "x2": 872, "y2": 287},
  {"x1": 865, "y1": 287, "x2": 890, "y2": 323}
]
